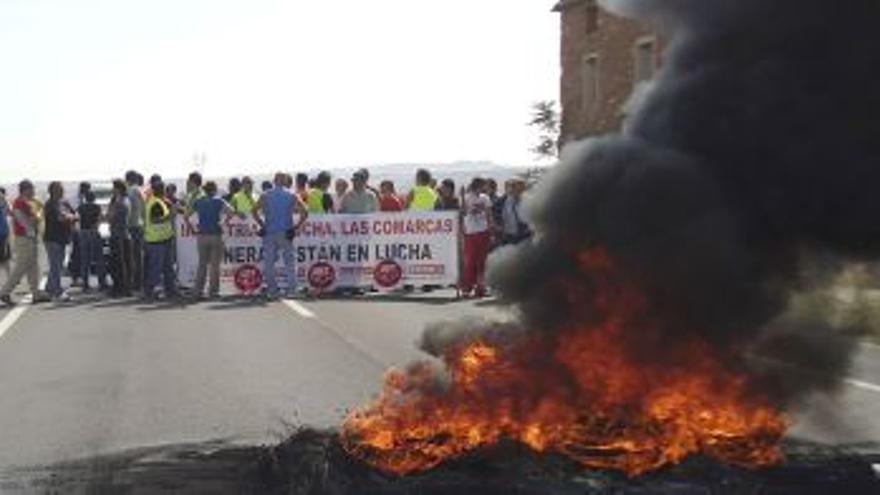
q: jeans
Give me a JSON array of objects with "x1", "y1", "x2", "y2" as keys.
[
  {"x1": 109, "y1": 235, "x2": 131, "y2": 295},
  {"x1": 79, "y1": 229, "x2": 107, "y2": 289},
  {"x1": 144, "y1": 240, "x2": 177, "y2": 297},
  {"x1": 68, "y1": 231, "x2": 81, "y2": 281},
  {"x1": 129, "y1": 226, "x2": 144, "y2": 291},
  {"x1": 45, "y1": 241, "x2": 67, "y2": 297},
  {"x1": 262, "y1": 232, "x2": 296, "y2": 295},
  {"x1": 194, "y1": 234, "x2": 224, "y2": 297}
]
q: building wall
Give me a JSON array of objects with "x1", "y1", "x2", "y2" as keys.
[{"x1": 556, "y1": 1, "x2": 659, "y2": 144}]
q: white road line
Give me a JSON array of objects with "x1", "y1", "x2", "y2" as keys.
[
  {"x1": 0, "y1": 306, "x2": 27, "y2": 340},
  {"x1": 0, "y1": 277, "x2": 45, "y2": 341},
  {"x1": 845, "y1": 378, "x2": 880, "y2": 394},
  {"x1": 281, "y1": 299, "x2": 316, "y2": 319}
]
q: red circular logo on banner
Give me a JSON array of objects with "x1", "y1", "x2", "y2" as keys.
[
  {"x1": 308, "y1": 262, "x2": 336, "y2": 290},
  {"x1": 374, "y1": 259, "x2": 403, "y2": 288},
  {"x1": 234, "y1": 264, "x2": 263, "y2": 294}
]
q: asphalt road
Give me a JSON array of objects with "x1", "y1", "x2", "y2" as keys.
[{"x1": 0, "y1": 284, "x2": 878, "y2": 472}]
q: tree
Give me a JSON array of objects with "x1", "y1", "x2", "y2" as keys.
[{"x1": 528, "y1": 100, "x2": 560, "y2": 161}]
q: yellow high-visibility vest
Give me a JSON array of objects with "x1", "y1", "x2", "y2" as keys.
[
  {"x1": 144, "y1": 197, "x2": 175, "y2": 243},
  {"x1": 232, "y1": 191, "x2": 257, "y2": 214},
  {"x1": 410, "y1": 185, "x2": 438, "y2": 210},
  {"x1": 307, "y1": 189, "x2": 326, "y2": 213}
]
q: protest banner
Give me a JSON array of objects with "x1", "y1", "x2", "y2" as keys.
[{"x1": 176, "y1": 211, "x2": 460, "y2": 293}]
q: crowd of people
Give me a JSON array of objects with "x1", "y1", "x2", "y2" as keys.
[{"x1": 0, "y1": 167, "x2": 532, "y2": 306}]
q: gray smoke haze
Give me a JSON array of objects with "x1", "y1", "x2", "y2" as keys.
[{"x1": 485, "y1": 0, "x2": 880, "y2": 404}]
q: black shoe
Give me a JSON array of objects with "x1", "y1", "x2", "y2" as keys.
[
  {"x1": 31, "y1": 293, "x2": 51, "y2": 304},
  {"x1": 0, "y1": 295, "x2": 14, "y2": 306}
]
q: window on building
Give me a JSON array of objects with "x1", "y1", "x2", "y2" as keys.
[
  {"x1": 582, "y1": 54, "x2": 599, "y2": 109},
  {"x1": 634, "y1": 37, "x2": 657, "y2": 83},
  {"x1": 585, "y1": 1, "x2": 599, "y2": 34}
]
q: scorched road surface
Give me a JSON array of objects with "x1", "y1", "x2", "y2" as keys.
[{"x1": 0, "y1": 289, "x2": 877, "y2": 471}]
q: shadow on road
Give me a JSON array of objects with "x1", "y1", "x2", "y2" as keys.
[
  {"x1": 1, "y1": 435, "x2": 878, "y2": 494},
  {"x1": 205, "y1": 296, "x2": 270, "y2": 311},
  {"x1": 312, "y1": 293, "x2": 461, "y2": 306}
]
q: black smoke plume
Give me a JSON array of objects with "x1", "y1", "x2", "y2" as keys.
[{"x1": 488, "y1": 0, "x2": 880, "y2": 403}]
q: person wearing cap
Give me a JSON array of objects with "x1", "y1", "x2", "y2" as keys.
[
  {"x1": 339, "y1": 171, "x2": 379, "y2": 214},
  {"x1": 231, "y1": 176, "x2": 258, "y2": 216},
  {"x1": 0, "y1": 180, "x2": 48, "y2": 306},
  {"x1": 253, "y1": 172, "x2": 309, "y2": 299}
]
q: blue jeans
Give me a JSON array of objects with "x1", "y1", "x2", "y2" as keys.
[
  {"x1": 144, "y1": 240, "x2": 177, "y2": 296},
  {"x1": 79, "y1": 229, "x2": 107, "y2": 289},
  {"x1": 262, "y1": 232, "x2": 296, "y2": 295},
  {"x1": 45, "y1": 241, "x2": 67, "y2": 297}
]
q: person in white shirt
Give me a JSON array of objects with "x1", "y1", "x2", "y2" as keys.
[
  {"x1": 460, "y1": 177, "x2": 494, "y2": 298},
  {"x1": 500, "y1": 178, "x2": 532, "y2": 245}
]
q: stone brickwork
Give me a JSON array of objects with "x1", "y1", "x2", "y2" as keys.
[{"x1": 554, "y1": 1, "x2": 659, "y2": 144}]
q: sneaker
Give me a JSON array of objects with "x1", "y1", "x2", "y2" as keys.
[
  {"x1": 0, "y1": 295, "x2": 14, "y2": 306},
  {"x1": 53, "y1": 293, "x2": 72, "y2": 303},
  {"x1": 31, "y1": 293, "x2": 51, "y2": 304}
]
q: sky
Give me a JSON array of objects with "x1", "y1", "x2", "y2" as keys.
[{"x1": 0, "y1": 0, "x2": 560, "y2": 183}]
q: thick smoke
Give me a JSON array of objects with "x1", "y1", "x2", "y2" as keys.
[{"x1": 487, "y1": 0, "x2": 880, "y2": 403}]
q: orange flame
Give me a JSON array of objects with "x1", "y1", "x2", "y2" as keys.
[{"x1": 342, "y1": 248, "x2": 789, "y2": 476}]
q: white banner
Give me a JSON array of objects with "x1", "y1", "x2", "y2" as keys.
[{"x1": 176, "y1": 211, "x2": 460, "y2": 293}]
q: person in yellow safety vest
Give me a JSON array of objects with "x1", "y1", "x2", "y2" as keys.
[
  {"x1": 306, "y1": 171, "x2": 334, "y2": 214},
  {"x1": 143, "y1": 181, "x2": 179, "y2": 301},
  {"x1": 232, "y1": 176, "x2": 259, "y2": 216},
  {"x1": 406, "y1": 168, "x2": 439, "y2": 210}
]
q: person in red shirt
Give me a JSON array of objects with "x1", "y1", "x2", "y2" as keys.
[
  {"x1": 378, "y1": 180, "x2": 404, "y2": 212},
  {"x1": 0, "y1": 180, "x2": 48, "y2": 306}
]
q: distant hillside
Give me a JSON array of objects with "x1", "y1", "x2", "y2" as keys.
[{"x1": 1, "y1": 161, "x2": 544, "y2": 201}]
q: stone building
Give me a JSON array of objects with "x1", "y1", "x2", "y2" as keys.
[{"x1": 553, "y1": 0, "x2": 661, "y2": 144}]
